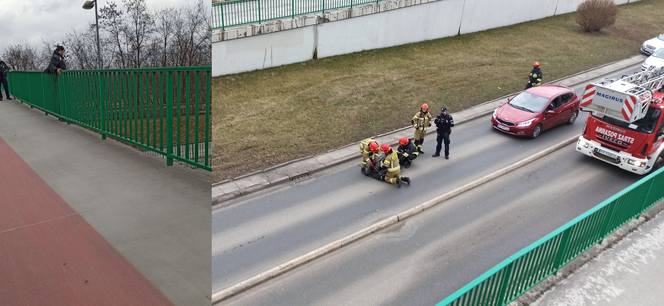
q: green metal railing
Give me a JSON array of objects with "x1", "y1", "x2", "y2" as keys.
[
  {"x1": 213, "y1": 0, "x2": 383, "y2": 30},
  {"x1": 7, "y1": 67, "x2": 212, "y2": 171},
  {"x1": 437, "y1": 166, "x2": 664, "y2": 306}
]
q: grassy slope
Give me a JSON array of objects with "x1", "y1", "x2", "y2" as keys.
[{"x1": 213, "y1": 0, "x2": 664, "y2": 182}]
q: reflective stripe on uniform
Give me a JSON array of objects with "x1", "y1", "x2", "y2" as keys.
[{"x1": 388, "y1": 166, "x2": 400, "y2": 172}]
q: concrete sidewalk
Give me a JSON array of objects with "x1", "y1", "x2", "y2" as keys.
[
  {"x1": 532, "y1": 209, "x2": 664, "y2": 306},
  {"x1": 212, "y1": 54, "x2": 647, "y2": 205},
  {"x1": 0, "y1": 100, "x2": 211, "y2": 305}
]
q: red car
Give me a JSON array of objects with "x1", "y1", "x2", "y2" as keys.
[{"x1": 491, "y1": 85, "x2": 580, "y2": 138}]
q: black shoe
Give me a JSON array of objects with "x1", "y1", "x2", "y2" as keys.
[
  {"x1": 6, "y1": 97, "x2": 12, "y2": 100},
  {"x1": 418, "y1": 149, "x2": 424, "y2": 154},
  {"x1": 402, "y1": 177, "x2": 411, "y2": 185},
  {"x1": 445, "y1": 155, "x2": 449, "y2": 159},
  {"x1": 432, "y1": 153, "x2": 440, "y2": 157},
  {"x1": 396, "y1": 178, "x2": 402, "y2": 188},
  {"x1": 404, "y1": 163, "x2": 411, "y2": 169}
]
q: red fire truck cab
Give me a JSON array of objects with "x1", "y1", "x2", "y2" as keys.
[{"x1": 576, "y1": 68, "x2": 664, "y2": 175}]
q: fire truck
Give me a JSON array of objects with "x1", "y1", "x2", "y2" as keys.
[{"x1": 576, "y1": 66, "x2": 664, "y2": 175}]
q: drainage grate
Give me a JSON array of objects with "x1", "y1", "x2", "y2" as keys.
[{"x1": 290, "y1": 173, "x2": 310, "y2": 182}]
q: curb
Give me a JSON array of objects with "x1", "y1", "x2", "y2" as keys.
[
  {"x1": 211, "y1": 135, "x2": 580, "y2": 304},
  {"x1": 212, "y1": 54, "x2": 646, "y2": 206},
  {"x1": 508, "y1": 198, "x2": 664, "y2": 306}
]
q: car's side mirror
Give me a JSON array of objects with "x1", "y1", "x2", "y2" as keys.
[{"x1": 507, "y1": 96, "x2": 513, "y2": 102}]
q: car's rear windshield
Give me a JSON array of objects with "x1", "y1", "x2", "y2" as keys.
[
  {"x1": 592, "y1": 107, "x2": 662, "y2": 134},
  {"x1": 509, "y1": 91, "x2": 550, "y2": 113}
]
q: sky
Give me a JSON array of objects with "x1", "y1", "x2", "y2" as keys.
[{"x1": 0, "y1": 0, "x2": 207, "y2": 48}]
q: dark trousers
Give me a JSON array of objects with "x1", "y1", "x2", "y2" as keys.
[
  {"x1": 0, "y1": 78, "x2": 9, "y2": 99},
  {"x1": 398, "y1": 153, "x2": 418, "y2": 166},
  {"x1": 435, "y1": 132, "x2": 450, "y2": 156}
]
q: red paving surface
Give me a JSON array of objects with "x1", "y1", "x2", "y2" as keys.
[{"x1": 0, "y1": 136, "x2": 174, "y2": 306}]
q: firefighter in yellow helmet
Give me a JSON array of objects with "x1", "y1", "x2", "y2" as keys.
[
  {"x1": 359, "y1": 138, "x2": 380, "y2": 176},
  {"x1": 412, "y1": 103, "x2": 433, "y2": 153},
  {"x1": 379, "y1": 144, "x2": 411, "y2": 188}
]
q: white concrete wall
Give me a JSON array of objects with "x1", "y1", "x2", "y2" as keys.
[
  {"x1": 317, "y1": 0, "x2": 465, "y2": 58},
  {"x1": 213, "y1": 26, "x2": 316, "y2": 76},
  {"x1": 458, "y1": 0, "x2": 558, "y2": 34},
  {"x1": 213, "y1": 0, "x2": 638, "y2": 76},
  {"x1": 555, "y1": 0, "x2": 585, "y2": 15}
]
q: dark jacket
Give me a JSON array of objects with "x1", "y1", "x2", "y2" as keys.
[
  {"x1": 529, "y1": 67, "x2": 542, "y2": 86},
  {"x1": 397, "y1": 141, "x2": 417, "y2": 156},
  {"x1": 44, "y1": 52, "x2": 67, "y2": 74},
  {"x1": 434, "y1": 113, "x2": 455, "y2": 134},
  {"x1": 0, "y1": 60, "x2": 10, "y2": 80}
]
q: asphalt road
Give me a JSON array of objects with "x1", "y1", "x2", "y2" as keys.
[{"x1": 212, "y1": 64, "x2": 644, "y2": 299}]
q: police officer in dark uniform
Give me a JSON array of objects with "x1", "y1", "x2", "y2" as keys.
[
  {"x1": 525, "y1": 62, "x2": 542, "y2": 90},
  {"x1": 433, "y1": 107, "x2": 454, "y2": 159},
  {"x1": 0, "y1": 58, "x2": 11, "y2": 101}
]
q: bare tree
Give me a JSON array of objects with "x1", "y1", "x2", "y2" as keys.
[
  {"x1": 100, "y1": 2, "x2": 129, "y2": 68},
  {"x1": 123, "y1": 0, "x2": 154, "y2": 68},
  {"x1": 173, "y1": 0, "x2": 211, "y2": 67},
  {"x1": 154, "y1": 7, "x2": 177, "y2": 68},
  {"x1": 1, "y1": 43, "x2": 40, "y2": 71}
]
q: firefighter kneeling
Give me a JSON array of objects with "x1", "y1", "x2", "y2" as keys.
[
  {"x1": 397, "y1": 137, "x2": 418, "y2": 169},
  {"x1": 359, "y1": 138, "x2": 380, "y2": 176},
  {"x1": 380, "y1": 144, "x2": 411, "y2": 188}
]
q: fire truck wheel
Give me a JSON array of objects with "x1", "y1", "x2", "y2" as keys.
[
  {"x1": 530, "y1": 124, "x2": 542, "y2": 139},
  {"x1": 654, "y1": 153, "x2": 664, "y2": 171},
  {"x1": 567, "y1": 111, "x2": 578, "y2": 125}
]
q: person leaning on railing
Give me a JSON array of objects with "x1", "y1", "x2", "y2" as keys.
[
  {"x1": 0, "y1": 57, "x2": 12, "y2": 101},
  {"x1": 44, "y1": 46, "x2": 68, "y2": 122},
  {"x1": 44, "y1": 45, "x2": 67, "y2": 75}
]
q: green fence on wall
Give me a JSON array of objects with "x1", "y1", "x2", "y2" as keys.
[
  {"x1": 7, "y1": 67, "x2": 212, "y2": 171},
  {"x1": 437, "y1": 166, "x2": 664, "y2": 306},
  {"x1": 213, "y1": 0, "x2": 383, "y2": 30}
]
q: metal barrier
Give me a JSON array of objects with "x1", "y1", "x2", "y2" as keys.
[
  {"x1": 7, "y1": 67, "x2": 212, "y2": 171},
  {"x1": 213, "y1": 0, "x2": 383, "y2": 30},
  {"x1": 437, "y1": 166, "x2": 664, "y2": 306}
]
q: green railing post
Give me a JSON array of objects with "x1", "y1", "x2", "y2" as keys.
[
  {"x1": 496, "y1": 261, "x2": 514, "y2": 306},
  {"x1": 221, "y1": 4, "x2": 225, "y2": 30},
  {"x1": 600, "y1": 199, "x2": 618, "y2": 240},
  {"x1": 166, "y1": 70, "x2": 174, "y2": 166},
  {"x1": 292, "y1": 0, "x2": 295, "y2": 18},
  {"x1": 641, "y1": 177, "x2": 655, "y2": 212},
  {"x1": 552, "y1": 229, "x2": 572, "y2": 271},
  {"x1": 258, "y1": 0, "x2": 262, "y2": 24},
  {"x1": 100, "y1": 72, "x2": 106, "y2": 139}
]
